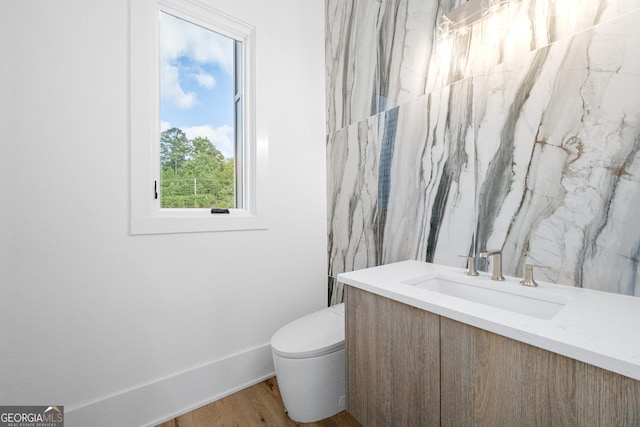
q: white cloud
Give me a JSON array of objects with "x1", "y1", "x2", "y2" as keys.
[
  {"x1": 160, "y1": 16, "x2": 233, "y2": 74},
  {"x1": 160, "y1": 121, "x2": 172, "y2": 132},
  {"x1": 161, "y1": 63, "x2": 197, "y2": 109},
  {"x1": 159, "y1": 12, "x2": 233, "y2": 109},
  {"x1": 183, "y1": 124, "x2": 234, "y2": 158},
  {"x1": 195, "y1": 72, "x2": 216, "y2": 89}
]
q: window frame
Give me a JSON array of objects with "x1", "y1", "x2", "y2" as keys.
[{"x1": 130, "y1": 0, "x2": 265, "y2": 234}]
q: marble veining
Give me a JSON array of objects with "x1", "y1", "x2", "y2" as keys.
[
  {"x1": 326, "y1": 0, "x2": 455, "y2": 134},
  {"x1": 327, "y1": 0, "x2": 640, "y2": 303}
]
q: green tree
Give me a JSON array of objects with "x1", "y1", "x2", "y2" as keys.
[
  {"x1": 160, "y1": 127, "x2": 192, "y2": 173},
  {"x1": 160, "y1": 129, "x2": 235, "y2": 208}
]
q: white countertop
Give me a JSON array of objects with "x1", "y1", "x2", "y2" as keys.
[{"x1": 337, "y1": 260, "x2": 640, "y2": 381}]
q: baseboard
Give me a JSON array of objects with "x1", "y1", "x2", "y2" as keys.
[{"x1": 65, "y1": 343, "x2": 275, "y2": 427}]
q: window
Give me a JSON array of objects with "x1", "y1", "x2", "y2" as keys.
[
  {"x1": 130, "y1": 0, "x2": 265, "y2": 234},
  {"x1": 159, "y1": 11, "x2": 240, "y2": 209}
]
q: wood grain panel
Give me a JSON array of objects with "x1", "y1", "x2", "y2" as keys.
[
  {"x1": 441, "y1": 318, "x2": 579, "y2": 426},
  {"x1": 575, "y1": 361, "x2": 640, "y2": 426},
  {"x1": 345, "y1": 286, "x2": 440, "y2": 427},
  {"x1": 440, "y1": 317, "x2": 640, "y2": 427},
  {"x1": 440, "y1": 315, "x2": 475, "y2": 426}
]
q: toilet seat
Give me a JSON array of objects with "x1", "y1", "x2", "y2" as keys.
[{"x1": 271, "y1": 304, "x2": 345, "y2": 359}]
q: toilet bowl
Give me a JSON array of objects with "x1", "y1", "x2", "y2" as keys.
[{"x1": 270, "y1": 303, "x2": 345, "y2": 423}]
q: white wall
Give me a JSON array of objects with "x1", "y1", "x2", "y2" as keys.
[
  {"x1": 0, "y1": 1, "x2": 327, "y2": 426},
  {"x1": 0, "y1": 4, "x2": 12, "y2": 289}
]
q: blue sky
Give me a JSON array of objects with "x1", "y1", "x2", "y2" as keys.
[{"x1": 159, "y1": 12, "x2": 235, "y2": 158}]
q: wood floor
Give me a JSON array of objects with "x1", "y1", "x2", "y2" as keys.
[{"x1": 155, "y1": 377, "x2": 362, "y2": 427}]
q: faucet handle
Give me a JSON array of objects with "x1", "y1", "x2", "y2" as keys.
[
  {"x1": 458, "y1": 255, "x2": 479, "y2": 276},
  {"x1": 520, "y1": 264, "x2": 538, "y2": 287},
  {"x1": 479, "y1": 249, "x2": 502, "y2": 257}
]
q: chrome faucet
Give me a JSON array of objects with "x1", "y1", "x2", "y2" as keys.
[{"x1": 480, "y1": 249, "x2": 505, "y2": 281}]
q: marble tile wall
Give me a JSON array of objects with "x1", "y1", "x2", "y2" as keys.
[{"x1": 326, "y1": 0, "x2": 640, "y2": 303}]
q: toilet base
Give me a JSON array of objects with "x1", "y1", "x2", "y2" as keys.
[{"x1": 272, "y1": 348, "x2": 345, "y2": 423}]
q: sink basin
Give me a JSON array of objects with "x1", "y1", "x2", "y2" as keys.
[{"x1": 404, "y1": 275, "x2": 568, "y2": 320}]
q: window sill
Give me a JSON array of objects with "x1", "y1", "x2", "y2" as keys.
[{"x1": 131, "y1": 209, "x2": 267, "y2": 235}]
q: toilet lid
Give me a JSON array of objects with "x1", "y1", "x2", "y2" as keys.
[{"x1": 271, "y1": 303, "x2": 345, "y2": 359}]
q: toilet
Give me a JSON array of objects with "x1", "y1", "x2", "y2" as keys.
[{"x1": 270, "y1": 303, "x2": 345, "y2": 423}]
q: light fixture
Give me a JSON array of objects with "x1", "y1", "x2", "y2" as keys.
[
  {"x1": 440, "y1": 0, "x2": 513, "y2": 36},
  {"x1": 444, "y1": 0, "x2": 484, "y2": 32}
]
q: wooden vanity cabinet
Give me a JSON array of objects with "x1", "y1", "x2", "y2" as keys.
[
  {"x1": 345, "y1": 286, "x2": 640, "y2": 427},
  {"x1": 441, "y1": 318, "x2": 640, "y2": 426},
  {"x1": 345, "y1": 286, "x2": 441, "y2": 427}
]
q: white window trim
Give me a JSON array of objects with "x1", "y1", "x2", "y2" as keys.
[{"x1": 130, "y1": 0, "x2": 266, "y2": 234}]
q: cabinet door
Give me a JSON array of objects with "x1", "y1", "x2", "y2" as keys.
[
  {"x1": 345, "y1": 286, "x2": 441, "y2": 427},
  {"x1": 440, "y1": 317, "x2": 640, "y2": 426}
]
